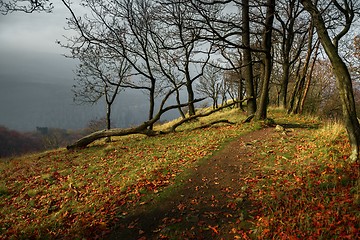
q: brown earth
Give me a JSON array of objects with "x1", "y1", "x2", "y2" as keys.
[{"x1": 106, "y1": 127, "x2": 282, "y2": 240}]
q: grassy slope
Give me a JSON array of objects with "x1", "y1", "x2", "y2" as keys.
[{"x1": 0, "y1": 108, "x2": 359, "y2": 239}]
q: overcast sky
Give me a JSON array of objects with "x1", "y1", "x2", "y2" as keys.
[
  {"x1": 0, "y1": 1, "x2": 77, "y2": 85},
  {"x1": 0, "y1": 2, "x2": 105, "y2": 131}
]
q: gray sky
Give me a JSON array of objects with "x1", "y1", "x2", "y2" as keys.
[
  {"x1": 0, "y1": 1, "x2": 76, "y2": 85},
  {"x1": 0, "y1": 3, "x2": 153, "y2": 131},
  {"x1": 0, "y1": 2, "x2": 101, "y2": 131},
  {"x1": 0, "y1": 1, "x2": 69, "y2": 54}
]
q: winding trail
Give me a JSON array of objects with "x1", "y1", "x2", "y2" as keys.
[{"x1": 106, "y1": 127, "x2": 283, "y2": 239}]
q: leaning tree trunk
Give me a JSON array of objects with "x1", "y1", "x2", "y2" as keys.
[
  {"x1": 175, "y1": 88, "x2": 186, "y2": 119},
  {"x1": 288, "y1": 20, "x2": 314, "y2": 115},
  {"x1": 301, "y1": 0, "x2": 360, "y2": 162},
  {"x1": 299, "y1": 41, "x2": 320, "y2": 114}
]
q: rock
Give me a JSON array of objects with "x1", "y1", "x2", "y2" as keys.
[{"x1": 275, "y1": 125, "x2": 285, "y2": 132}]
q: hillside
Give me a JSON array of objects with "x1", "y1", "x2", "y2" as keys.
[
  {"x1": 0, "y1": 108, "x2": 359, "y2": 239},
  {"x1": 0, "y1": 79, "x2": 175, "y2": 132}
]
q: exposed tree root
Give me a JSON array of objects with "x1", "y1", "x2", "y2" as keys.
[{"x1": 193, "y1": 119, "x2": 235, "y2": 130}]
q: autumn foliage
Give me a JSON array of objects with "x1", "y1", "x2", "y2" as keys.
[{"x1": 0, "y1": 126, "x2": 43, "y2": 158}]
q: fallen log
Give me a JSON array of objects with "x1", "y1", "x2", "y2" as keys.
[
  {"x1": 67, "y1": 98, "x2": 251, "y2": 150},
  {"x1": 66, "y1": 123, "x2": 157, "y2": 150}
]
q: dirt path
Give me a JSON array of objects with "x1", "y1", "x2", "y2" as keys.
[{"x1": 107, "y1": 127, "x2": 278, "y2": 239}]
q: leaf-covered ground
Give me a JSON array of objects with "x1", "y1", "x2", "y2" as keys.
[
  {"x1": 108, "y1": 122, "x2": 360, "y2": 239},
  {"x1": 0, "y1": 109, "x2": 359, "y2": 239}
]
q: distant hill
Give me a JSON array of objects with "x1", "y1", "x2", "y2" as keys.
[
  {"x1": 0, "y1": 78, "x2": 182, "y2": 132},
  {"x1": 0, "y1": 79, "x2": 167, "y2": 131}
]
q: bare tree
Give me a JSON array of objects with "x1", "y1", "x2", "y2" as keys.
[
  {"x1": 218, "y1": 46, "x2": 245, "y2": 109},
  {"x1": 298, "y1": 40, "x2": 320, "y2": 114},
  {"x1": 155, "y1": 0, "x2": 214, "y2": 116},
  {"x1": 183, "y1": 0, "x2": 259, "y2": 116},
  {"x1": 288, "y1": 19, "x2": 318, "y2": 114},
  {"x1": 301, "y1": 0, "x2": 360, "y2": 162},
  {"x1": 61, "y1": 0, "x2": 171, "y2": 130},
  {"x1": 70, "y1": 46, "x2": 131, "y2": 133},
  {"x1": 273, "y1": 0, "x2": 309, "y2": 108},
  {"x1": 0, "y1": 0, "x2": 53, "y2": 14},
  {"x1": 196, "y1": 64, "x2": 224, "y2": 109}
]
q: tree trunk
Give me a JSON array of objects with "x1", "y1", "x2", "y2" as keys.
[
  {"x1": 301, "y1": 0, "x2": 360, "y2": 162},
  {"x1": 238, "y1": 78, "x2": 244, "y2": 111},
  {"x1": 148, "y1": 82, "x2": 156, "y2": 130},
  {"x1": 67, "y1": 97, "x2": 228, "y2": 150},
  {"x1": 278, "y1": 0, "x2": 299, "y2": 109},
  {"x1": 255, "y1": 0, "x2": 275, "y2": 120},
  {"x1": 279, "y1": 61, "x2": 290, "y2": 108},
  {"x1": 175, "y1": 88, "x2": 186, "y2": 119},
  {"x1": 105, "y1": 102, "x2": 112, "y2": 142},
  {"x1": 242, "y1": 0, "x2": 256, "y2": 115},
  {"x1": 67, "y1": 123, "x2": 155, "y2": 150},
  {"x1": 299, "y1": 41, "x2": 320, "y2": 114},
  {"x1": 106, "y1": 104, "x2": 111, "y2": 130},
  {"x1": 288, "y1": 20, "x2": 314, "y2": 115},
  {"x1": 187, "y1": 81, "x2": 196, "y2": 115}
]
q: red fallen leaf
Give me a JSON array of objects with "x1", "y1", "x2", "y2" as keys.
[
  {"x1": 177, "y1": 203, "x2": 186, "y2": 211},
  {"x1": 158, "y1": 234, "x2": 170, "y2": 239},
  {"x1": 208, "y1": 225, "x2": 219, "y2": 234},
  {"x1": 262, "y1": 228, "x2": 270, "y2": 235}
]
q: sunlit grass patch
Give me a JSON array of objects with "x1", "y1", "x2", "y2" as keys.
[{"x1": 317, "y1": 119, "x2": 345, "y2": 143}]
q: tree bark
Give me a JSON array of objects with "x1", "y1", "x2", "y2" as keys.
[
  {"x1": 279, "y1": 61, "x2": 290, "y2": 108},
  {"x1": 242, "y1": 0, "x2": 256, "y2": 115},
  {"x1": 186, "y1": 81, "x2": 196, "y2": 116},
  {"x1": 288, "y1": 20, "x2": 314, "y2": 115},
  {"x1": 175, "y1": 88, "x2": 186, "y2": 119},
  {"x1": 255, "y1": 0, "x2": 275, "y2": 120},
  {"x1": 105, "y1": 100, "x2": 112, "y2": 142},
  {"x1": 301, "y1": 0, "x2": 360, "y2": 162},
  {"x1": 67, "y1": 123, "x2": 156, "y2": 150},
  {"x1": 148, "y1": 82, "x2": 156, "y2": 130},
  {"x1": 299, "y1": 41, "x2": 320, "y2": 114}
]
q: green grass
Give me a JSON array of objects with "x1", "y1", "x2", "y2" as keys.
[{"x1": 0, "y1": 107, "x2": 359, "y2": 239}]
